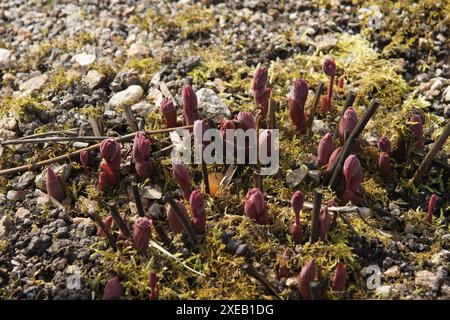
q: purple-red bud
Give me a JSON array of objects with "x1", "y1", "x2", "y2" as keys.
[
  {"x1": 160, "y1": 97, "x2": 177, "y2": 128},
  {"x1": 80, "y1": 150, "x2": 89, "y2": 175},
  {"x1": 149, "y1": 271, "x2": 159, "y2": 300},
  {"x1": 332, "y1": 262, "x2": 347, "y2": 291},
  {"x1": 133, "y1": 132, "x2": 153, "y2": 178},
  {"x1": 278, "y1": 247, "x2": 293, "y2": 278},
  {"x1": 252, "y1": 66, "x2": 270, "y2": 118},
  {"x1": 245, "y1": 188, "x2": 268, "y2": 225},
  {"x1": 378, "y1": 136, "x2": 392, "y2": 154},
  {"x1": 342, "y1": 155, "x2": 364, "y2": 205},
  {"x1": 103, "y1": 276, "x2": 121, "y2": 300},
  {"x1": 172, "y1": 160, "x2": 192, "y2": 200},
  {"x1": 427, "y1": 194, "x2": 438, "y2": 224},
  {"x1": 323, "y1": 59, "x2": 336, "y2": 77},
  {"x1": 297, "y1": 259, "x2": 317, "y2": 300},
  {"x1": 289, "y1": 79, "x2": 308, "y2": 131},
  {"x1": 317, "y1": 132, "x2": 335, "y2": 167},
  {"x1": 236, "y1": 112, "x2": 256, "y2": 131},
  {"x1": 182, "y1": 84, "x2": 200, "y2": 126},
  {"x1": 98, "y1": 162, "x2": 119, "y2": 191},
  {"x1": 133, "y1": 217, "x2": 152, "y2": 252},
  {"x1": 379, "y1": 152, "x2": 391, "y2": 181},
  {"x1": 190, "y1": 190, "x2": 206, "y2": 234},
  {"x1": 326, "y1": 146, "x2": 342, "y2": 173},
  {"x1": 100, "y1": 138, "x2": 121, "y2": 171},
  {"x1": 291, "y1": 191, "x2": 304, "y2": 244},
  {"x1": 338, "y1": 108, "x2": 358, "y2": 144},
  {"x1": 167, "y1": 200, "x2": 186, "y2": 234},
  {"x1": 291, "y1": 191, "x2": 304, "y2": 216},
  {"x1": 319, "y1": 206, "x2": 331, "y2": 241},
  {"x1": 98, "y1": 215, "x2": 113, "y2": 238},
  {"x1": 46, "y1": 167, "x2": 65, "y2": 202}
]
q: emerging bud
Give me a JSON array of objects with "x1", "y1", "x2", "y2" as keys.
[
  {"x1": 326, "y1": 146, "x2": 342, "y2": 173},
  {"x1": 133, "y1": 217, "x2": 152, "y2": 252},
  {"x1": 277, "y1": 247, "x2": 293, "y2": 278},
  {"x1": 252, "y1": 66, "x2": 271, "y2": 118},
  {"x1": 190, "y1": 190, "x2": 206, "y2": 234},
  {"x1": 317, "y1": 132, "x2": 335, "y2": 167},
  {"x1": 288, "y1": 79, "x2": 309, "y2": 132},
  {"x1": 338, "y1": 76, "x2": 345, "y2": 90},
  {"x1": 332, "y1": 262, "x2": 347, "y2": 292},
  {"x1": 323, "y1": 59, "x2": 336, "y2": 77},
  {"x1": 160, "y1": 97, "x2": 177, "y2": 128},
  {"x1": 409, "y1": 114, "x2": 424, "y2": 150},
  {"x1": 80, "y1": 150, "x2": 89, "y2": 175},
  {"x1": 98, "y1": 162, "x2": 119, "y2": 191},
  {"x1": 103, "y1": 276, "x2": 121, "y2": 300},
  {"x1": 319, "y1": 206, "x2": 331, "y2": 241},
  {"x1": 236, "y1": 112, "x2": 256, "y2": 131},
  {"x1": 100, "y1": 138, "x2": 121, "y2": 171},
  {"x1": 297, "y1": 259, "x2": 317, "y2": 300},
  {"x1": 133, "y1": 132, "x2": 153, "y2": 178},
  {"x1": 379, "y1": 152, "x2": 391, "y2": 181},
  {"x1": 46, "y1": 167, "x2": 65, "y2": 202},
  {"x1": 338, "y1": 108, "x2": 358, "y2": 144},
  {"x1": 378, "y1": 136, "x2": 392, "y2": 155},
  {"x1": 245, "y1": 188, "x2": 268, "y2": 225},
  {"x1": 182, "y1": 84, "x2": 200, "y2": 126},
  {"x1": 167, "y1": 200, "x2": 186, "y2": 234},
  {"x1": 342, "y1": 155, "x2": 364, "y2": 205},
  {"x1": 149, "y1": 271, "x2": 159, "y2": 300},
  {"x1": 427, "y1": 194, "x2": 438, "y2": 224},
  {"x1": 172, "y1": 160, "x2": 192, "y2": 200},
  {"x1": 97, "y1": 215, "x2": 113, "y2": 238},
  {"x1": 321, "y1": 58, "x2": 336, "y2": 113},
  {"x1": 291, "y1": 191, "x2": 304, "y2": 244}
]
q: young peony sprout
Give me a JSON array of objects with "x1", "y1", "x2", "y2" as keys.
[
  {"x1": 182, "y1": 84, "x2": 200, "y2": 126},
  {"x1": 288, "y1": 79, "x2": 309, "y2": 132},
  {"x1": 133, "y1": 217, "x2": 152, "y2": 252},
  {"x1": 427, "y1": 194, "x2": 438, "y2": 224},
  {"x1": 338, "y1": 107, "x2": 360, "y2": 151},
  {"x1": 317, "y1": 132, "x2": 335, "y2": 167},
  {"x1": 290, "y1": 191, "x2": 304, "y2": 244},
  {"x1": 342, "y1": 155, "x2": 364, "y2": 205},
  {"x1": 132, "y1": 132, "x2": 153, "y2": 178},
  {"x1": 245, "y1": 188, "x2": 268, "y2": 225},
  {"x1": 103, "y1": 276, "x2": 121, "y2": 300},
  {"x1": 160, "y1": 97, "x2": 177, "y2": 128},
  {"x1": 98, "y1": 139, "x2": 121, "y2": 191},
  {"x1": 80, "y1": 150, "x2": 89, "y2": 176},
  {"x1": 97, "y1": 215, "x2": 113, "y2": 238},
  {"x1": 189, "y1": 190, "x2": 206, "y2": 234},
  {"x1": 326, "y1": 146, "x2": 342, "y2": 174},
  {"x1": 172, "y1": 159, "x2": 192, "y2": 200},
  {"x1": 379, "y1": 152, "x2": 391, "y2": 181},
  {"x1": 321, "y1": 58, "x2": 336, "y2": 113},
  {"x1": 332, "y1": 262, "x2": 347, "y2": 292},
  {"x1": 98, "y1": 162, "x2": 119, "y2": 191},
  {"x1": 166, "y1": 200, "x2": 186, "y2": 234},
  {"x1": 319, "y1": 204, "x2": 331, "y2": 241},
  {"x1": 252, "y1": 66, "x2": 271, "y2": 118},
  {"x1": 149, "y1": 271, "x2": 159, "y2": 300},
  {"x1": 297, "y1": 259, "x2": 317, "y2": 300},
  {"x1": 277, "y1": 247, "x2": 293, "y2": 278},
  {"x1": 409, "y1": 114, "x2": 424, "y2": 150},
  {"x1": 378, "y1": 136, "x2": 392, "y2": 155},
  {"x1": 46, "y1": 167, "x2": 65, "y2": 202},
  {"x1": 236, "y1": 112, "x2": 256, "y2": 131}
]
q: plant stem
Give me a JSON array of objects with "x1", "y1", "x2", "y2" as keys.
[
  {"x1": 307, "y1": 82, "x2": 325, "y2": 135},
  {"x1": 310, "y1": 189, "x2": 322, "y2": 243}
]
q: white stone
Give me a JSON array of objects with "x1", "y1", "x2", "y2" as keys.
[
  {"x1": 0, "y1": 128, "x2": 17, "y2": 140},
  {"x1": 108, "y1": 85, "x2": 144, "y2": 108},
  {"x1": 286, "y1": 166, "x2": 308, "y2": 188},
  {"x1": 142, "y1": 185, "x2": 162, "y2": 200},
  {"x1": 0, "y1": 115, "x2": 17, "y2": 131},
  {"x1": 415, "y1": 270, "x2": 442, "y2": 291},
  {"x1": 196, "y1": 88, "x2": 231, "y2": 123},
  {"x1": 83, "y1": 70, "x2": 105, "y2": 89},
  {"x1": 0, "y1": 48, "x2": 13, "y2": 69},
  {"x1": 383, "y1": 265, "x2": 400, "y2": 278},
  {"x1": 72, "y1": 53, "x2": 96, "y2": 67},
  {"x1": 15, "y1": 207, "x2": 30, "y2": 219},
  {"x1": 442, "y1": 85, "x2": 450, "y2": 102},
  {"x1": 127, "y1": 43, "x2": 150, "y2": 59},
  {"x1": 375, "y1": 285, "x2": 393, "y2": 299},
  {"x1": 131, "y1": 101, "x2": 156, "y2": 119},
  {"x1": 19, "y1": 74, "x2": 48, "y2": 92},
  {"x1": 147, "y1": 87, "x2": 164, "y2": 110}
]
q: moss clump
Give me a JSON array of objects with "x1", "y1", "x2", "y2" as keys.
[
  {"x1": 126, "y1": 57, "x2": 159, "y2": 85},
  {"x1": 0, "y1": 96, "x2": 47, "y2": 121}
]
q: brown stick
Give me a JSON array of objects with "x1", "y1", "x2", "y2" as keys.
[
  {"x1": 164, "y1": 193, "x2": 198, "y2": 246},
  {"x1": 412, "y1": 121, "x2": 450, "y2": 185},
  {"x1": 88, "y1": 117, "x2": 102, "y2": 137},
  {"x1": 327, "y1": 100, "x2": 380, "y2": 189},
  {"x1": 88, "y1": 211, "x2": 117, "y2": 250},
  {"x1": 0, "y1": 125, "x2": 192, "y2": 176},
  {"x1": 123, "y1": 105, "x2": 139, "y2": 132},
  {"x1": 333, "y1": 91, "x2": 356, "y2": 140},
  {"x1": 310, "y1": 189, "x2": 322, "y2": 243},
  {"x1": 266, "y1": 98, "x2": 277, "y2": 129},
  {"x1": 307, "y1": 82, "x2": 326, "y2": 134},
  {"x1": 241, "y1": 263, "x2": 281, "y2": 299},
  {"x1": 1, "y1": 136, "x2": 113, "y2": 145},
  {"x1": 131, "y1": 182, "x2": 145, "y2": 217},
  {"x1": 109, "y1": 204, "x2": 133, "y2": 240}
]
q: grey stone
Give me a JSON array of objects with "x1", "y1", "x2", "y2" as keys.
[
  {"x1": 196, "y1": 88, "x2": 231, "y2": 123},
  {"x1": 11, "y1": 171, "x2": 35, "y2": 190},
  {"x1": 415, "y1": 270, "x2": 443, "y2": 291},
  {"x1": 83, "y1": 70, "x2": 105, "y2": 89},
  {"x1": 19, "y1": 74, "x2": 48, "y2": 92},
  {"x1": 0, "y1": 48, "x2": 13, "y2": 69}
]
